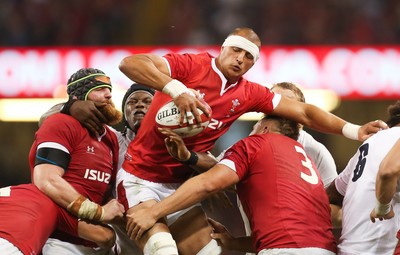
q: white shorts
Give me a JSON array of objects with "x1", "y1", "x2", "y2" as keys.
[
  {"x1": 116, "y1": 168, "x2": 200, "y2": 225},
  {"x1": 42, "y1": 238, "x2": 113, "y2": 255},
  {"x1": 0, "y1": 238, "x2": 23, "y2": 255},
  {"x1": 258, "y1": 247, "x2": 335, "y2": 255}
]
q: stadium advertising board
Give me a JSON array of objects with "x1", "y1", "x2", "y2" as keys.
[{"x1": 1, "y1": 46, "x2": 400, "y2": 99}]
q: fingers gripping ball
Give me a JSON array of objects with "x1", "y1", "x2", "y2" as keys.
[{"x1": 156, "y1": 100, "x2": 212, "y2": 138}]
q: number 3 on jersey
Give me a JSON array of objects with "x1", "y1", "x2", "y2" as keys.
[{"x1": 295, "y1": 145, "x2": 319, "y2": 185}]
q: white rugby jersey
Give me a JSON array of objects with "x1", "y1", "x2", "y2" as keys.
[
  {"x1": 336, "y1": 127, "x2": 400, "y2": 255},
  {"x1": 298, "y1": 130, "x2": 337, "y2": 188}
]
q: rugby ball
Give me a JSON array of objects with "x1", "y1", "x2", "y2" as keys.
[{"x1": 155, "y1": 100, "x2": 211, "y2": 138}]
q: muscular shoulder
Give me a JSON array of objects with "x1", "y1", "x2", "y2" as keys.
[
  {"x1": 42, "y1": 113, "x2": 81, "y2": 129},
  {"x1": 163, "y1": 52, "x2": 213, "y2": 77},
  {"x1": 36, "y1": 113, "x2": 85, "y2": 148},
  {"x1": 164, "y1": 52, "x2": 213, "y2": 63}
]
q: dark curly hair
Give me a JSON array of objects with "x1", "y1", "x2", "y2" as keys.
[
  {"x1": 67, "y1": 68, "x2": 111, "y2": 100},
  {"x1": 386, "y1": 100, "x2": 400, "y2": 128},
  {"x1": 262, "y1": 114, "x2": 300, "y2": 141}
]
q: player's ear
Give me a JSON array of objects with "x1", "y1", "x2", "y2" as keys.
[{"x1": 260, "y1": 125, "x2": 269, "y2": 134}]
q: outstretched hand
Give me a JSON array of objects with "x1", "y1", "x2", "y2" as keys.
[
  {"x1": 173, "y1": 92, "x2": 211, "y2": 126},
  {"x1": 359, "y1": 120, "x2": 388, "y2": 141},
  {"x1": 69, "y1": 100, "x2": 108, "y2": 136}
]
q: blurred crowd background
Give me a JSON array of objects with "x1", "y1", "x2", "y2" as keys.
[
  {"x1": 1, "y1": 1, "x2": 399, "y2": 252},
  {"x1": 1, "y1": 0, "x2": 400, "y2": 46}
]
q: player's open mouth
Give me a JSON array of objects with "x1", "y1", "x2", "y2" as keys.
[{"x1": 232, "y1": 65, "x2": 241, "y2": 72}]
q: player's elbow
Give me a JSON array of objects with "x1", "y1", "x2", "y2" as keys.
[
  {"x1": 378, "y1": 165, "x2": 400, "y2": 180},
  {"x1": 34, "y1": 172, "x2": 59, "y2": 195},
  {"x1": 119, "y1": 55, "x2": 144, "y2": 77},
  {"x1": 119, "y1": 56, "x2": 132, "y2": 74},
  {"x1": 378, "y1": 162, "x2": 400, "y2": 181}
]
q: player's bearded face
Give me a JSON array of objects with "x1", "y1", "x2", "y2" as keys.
[{"x1": 99, "y1": 100, "x2": 122, "y2": 126}]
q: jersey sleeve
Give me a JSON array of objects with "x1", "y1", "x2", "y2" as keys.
[
  {"x1": 246, "y1": 82, "x2": 281, "y2": 114},
  {"x1": 335, "y1": 150, "x2": 360, "y2": 196},
  {"x1": 163, "y1": 52, "x2": 195, "y2": 82},
  {"x1": 218, "y1": 136, "x2": 263, "y2": 180},
  {"x1": 56, "y1": 207, "x2": 79, "y2": 236},
  {"x1": 299, "y1": 130, "x2": 337, "y2": 188}
]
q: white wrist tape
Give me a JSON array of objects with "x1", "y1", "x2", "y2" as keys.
[
  {"x1": 162, "y1": 79, "x2": 191, "y2": 99},
  {"x1": 67, "y1": 196, "x2": 104, "y2": 221},
  {"x1": 342, "y1": 123, "x2": 361, "y2": 141},
  {"x1": 374, "y1": 199, "x2": 391, "y2": 215},
  {"x1": 79, "y1": 199, "x2": 101, "y2": 220}
]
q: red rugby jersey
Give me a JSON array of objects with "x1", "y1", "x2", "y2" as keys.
[
  {"x1": 221, "y1": 133, "x2": 337, "y2": 253},
  {"x1": 123, "y1": 52, "x2": 277, "y2": 183}
]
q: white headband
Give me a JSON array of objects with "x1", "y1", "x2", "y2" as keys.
[{"x1": 222, "y1": 35, "x2": 260, "y2": 62}]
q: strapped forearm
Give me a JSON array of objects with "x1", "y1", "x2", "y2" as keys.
[
  {"x1": 179, "y1": 151, "x2": 218, "y2": 173},
  {"x1": 374, "y1": 198, "x2": 392, "y2": 215},
  {"x1": 67, "y1": 195, "x2": 104, "y2": 221},
  {"x1": 162, "y1": 79, "x2": 192, "y2": 98},
  {"x1": 342, "y1": 123, "x2": 361, "y2": 140}
]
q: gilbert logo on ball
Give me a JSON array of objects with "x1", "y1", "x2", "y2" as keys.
[{"x1": 156, "y1": 100, "x2": 212, "y2": 138}]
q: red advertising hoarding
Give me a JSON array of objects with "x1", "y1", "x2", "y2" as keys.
[{"x1": 1, "y1": 46, "x2": 399, "y2": 99}]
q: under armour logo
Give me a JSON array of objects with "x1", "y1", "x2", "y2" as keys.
[{"x1": 87, "y1": 146, "x2": 95, "y2": 153}]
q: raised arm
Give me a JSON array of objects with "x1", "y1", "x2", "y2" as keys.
[
  {"x1": 273, "y1": 96, "x2": 387, "y2": 142},
  {"x1": 159, "y1": 127, "x2": 218, "y2": 172},
  {"x1": 119, "y1": 54, "x2": 172, "y2": 91},
  {"x1": 119, "y1": 54, "x2": 210, "y2": 124},
  {"x1": 370, "y1": 138, "x2": 400, "y2": 222}
]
